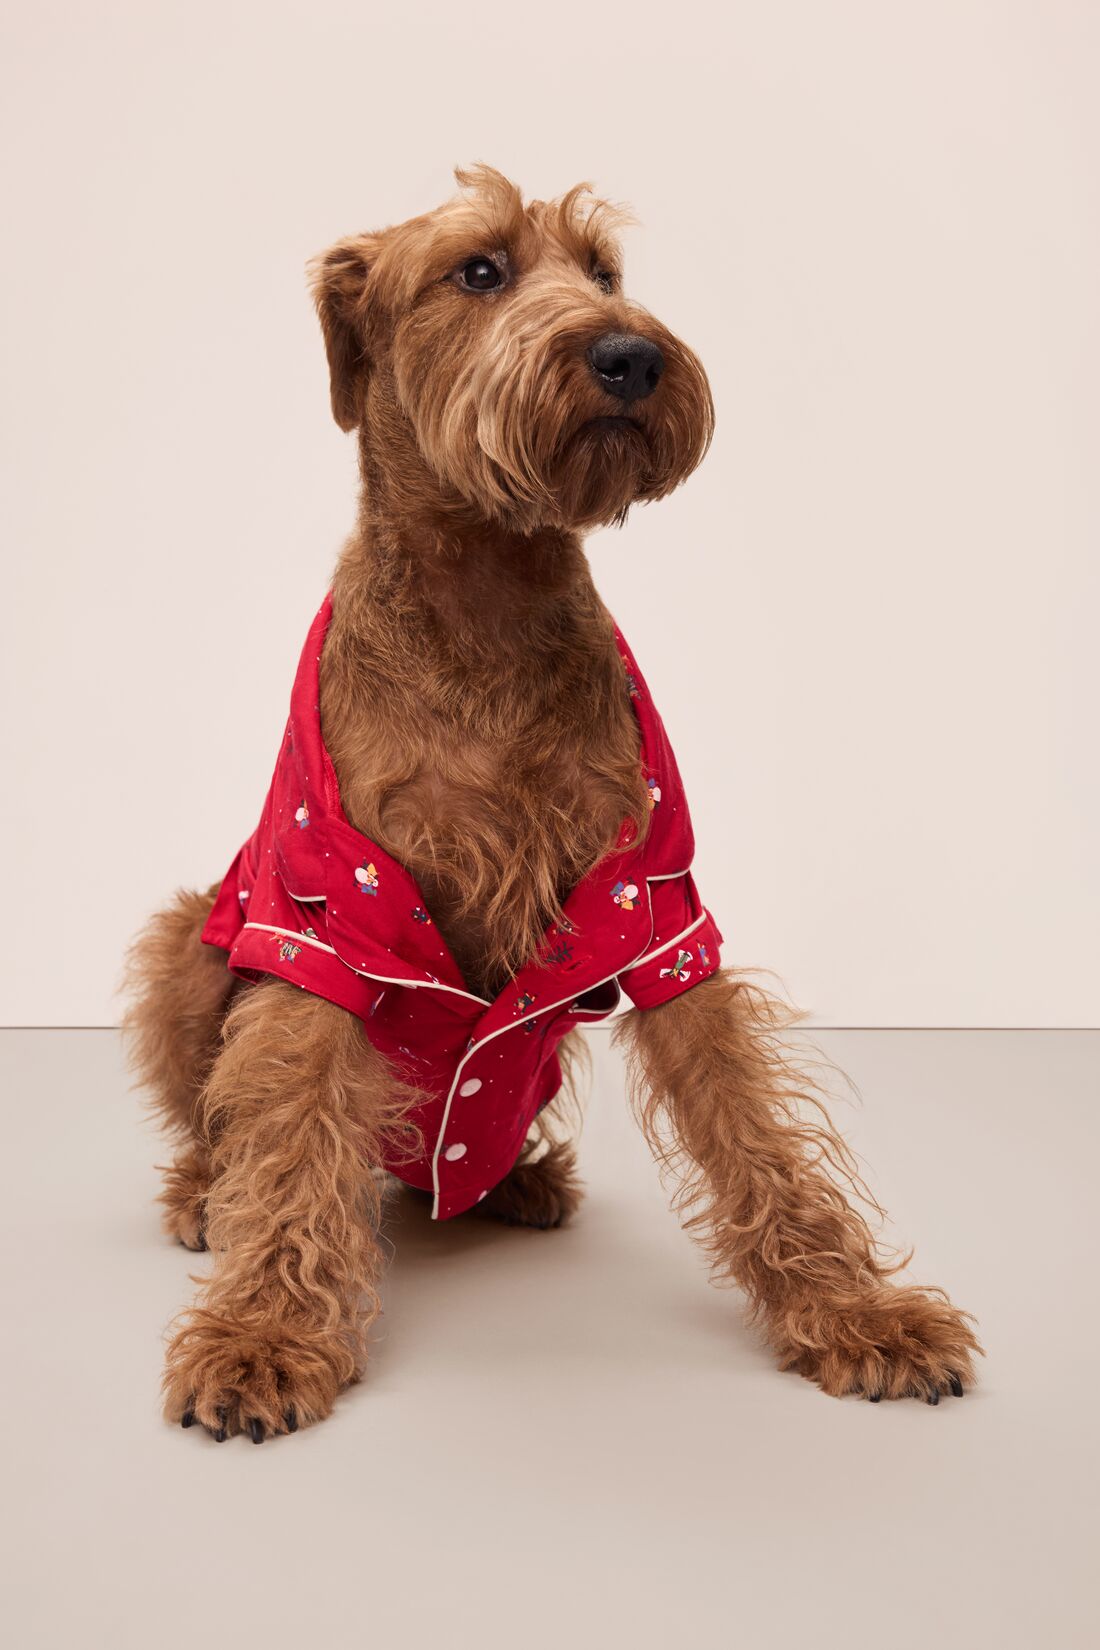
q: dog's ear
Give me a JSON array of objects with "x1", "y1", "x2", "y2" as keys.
[{"x1": 310, "y1": 235, "x2": 380, "y2": 432}]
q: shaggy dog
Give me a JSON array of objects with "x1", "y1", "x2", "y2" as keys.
[{"x1": 124, "y1": 166, "x2": 980, "y2": 1442}]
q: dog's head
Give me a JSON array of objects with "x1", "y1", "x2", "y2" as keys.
[{"x1": 311, "y1": 166, "x2": 713, "y2": 532}]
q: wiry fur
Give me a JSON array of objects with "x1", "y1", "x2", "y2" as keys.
[
  {"x1": 617, "y1": 974, "x2": 980, "y2": 1398},
  {"x1": 161, "y1": 981, "x2": 423, "y2": 1438},
  {"x1": 124, "y1": 166, "x2": 979, "y2": 1441}
]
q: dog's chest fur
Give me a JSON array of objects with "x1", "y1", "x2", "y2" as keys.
[{"x1": 318, "y1": 549, "x2": 648, "y2": 999}]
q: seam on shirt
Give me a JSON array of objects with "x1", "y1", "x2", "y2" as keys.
[{"x1": 624, "y1": 911, "x2": 707, "y2": 972}]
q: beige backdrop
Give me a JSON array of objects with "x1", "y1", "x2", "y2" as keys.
[{"x1": 2, "y1": 0, "x2": 1096, "y2": 1027}]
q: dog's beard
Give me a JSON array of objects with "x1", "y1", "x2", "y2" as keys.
[{"x1": 546, "y1": 418, "x2": 650, "y2": 529}]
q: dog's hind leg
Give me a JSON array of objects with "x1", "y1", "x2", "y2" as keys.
[
  {"x1": 157, "y1": 1139, "x2": 213, "y2": 1252},
  {"x1": 122, "y1": 885, "x2": 235, "y2": 1248},
  {"x1": 477, "y1": 1053, "x2": 586, "y2": 1229},
  {"x1": 477, "y1": 1138, "x2": 583, "y2": 1229},
  {"x1": 616, "y1": 969, "x2": 982, "y2": 1403},
  {"x1": 163, "y1": 979, "x2": 418, "y2": 1440}
]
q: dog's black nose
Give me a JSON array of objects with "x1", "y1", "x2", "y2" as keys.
[{"x1": 587, "y1": 332, "x2": 665, "y2": 402}]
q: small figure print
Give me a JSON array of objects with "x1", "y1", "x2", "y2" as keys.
[
  {"x1": 277, "y1": 939, "x2": 302, "y2": 964},
  {"x1": 659, "y1": 949, "x2": 693, "y2": 983},
  {"x1": 411, "y1": 906, "x2": 431, "y2": 924},
  {"x1": 698, "y1": 942, "x2": 710, "y2": 970},
  {"x1": 294, "y1": 800, "x2": 310, "y2": 829},
  {"x1": 646, "y1": 775, "x2": 662, "y2": 809},
  {"x1": 355, "y1": 859, "x2": 379, "y2": 895},
  {"x1": 611, "y1": 879, "x2": 640, "y2": 911},
  {"x1": 514, "y1": 992, "x2": 536, "y2": 1016}
]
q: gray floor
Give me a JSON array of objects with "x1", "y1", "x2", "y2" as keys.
[{"x1": 2, "y1": 1029, "x2": 1097, "y2": 1650}]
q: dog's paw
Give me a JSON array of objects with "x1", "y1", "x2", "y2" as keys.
[
  {"x1": 158, "y1": 1148, "x2": 210, "y2": 1252},
  {"x1": 778, "y1": 1283, "x2": 982, "y2": 1403},
  {"x1": 476, "y1": 1141, "x2": 583, "y2": 1229},
  {"x1": 163, "y1": 1199, "x2": 207, "y2": 1252},
  {"x1": 163, "y1": 1311, "x2": 354, "y2": 1442}
]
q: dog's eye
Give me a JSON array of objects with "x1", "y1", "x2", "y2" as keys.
[
  {"x1": 592, "y1": 269, "x2": 616, "y2": 294},
  {"x1": 458, "y1": 258, "x2": 502, "y2": 292}
]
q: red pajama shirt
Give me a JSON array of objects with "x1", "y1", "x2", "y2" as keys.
[{"x1": 202, "y1": 597, "x2": 723, "y2": 1220}]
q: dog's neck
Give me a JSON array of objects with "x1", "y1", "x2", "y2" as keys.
[
  {"x1": 335, "y1": 520, "x2": 591, "y2": 659},
  {"x1": 333, "y1": 404, "x2": 601, "y2": 683}
]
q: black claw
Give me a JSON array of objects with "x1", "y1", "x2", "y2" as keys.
[
  {"x1": 212, "y1": 1405, "x2": 228, "y2": 1442},
  {"x1": 211, "y1": 1426, "x2": 227, "y2": 1442},
  {"x1": 284, "y1": 1407, "x2": 298, "y2": 1433},
  {"x1": 949, "y1": 1372, "x2": 964, "y2": 1398},
  {"x1": 927, "y1": 1387, "x2": 940, "y2": 1406},
  {"x1": 180, "y1": 1403, "x2": 196, "y2": 1429},
  {"x1": 868, "y1": 1392, "x2": 882, "y2": 1403},
  {"x1": 248, "y1": 1418, "x2": 265, "y2": 1445}
]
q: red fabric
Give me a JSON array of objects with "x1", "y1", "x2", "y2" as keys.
[{"x1": 203, "y1": 597, "x2": 723, "y2": 1219}]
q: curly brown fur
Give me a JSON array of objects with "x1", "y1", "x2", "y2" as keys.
[
  {"x1": 121, "y1": 884, "x2": 234, "y2": 1136},
  {"x1": 158, "y1": 1139, "x2": 212, "y2": 1251},
  {"x1": 122, "y1": 885, "x2": 236, "y2": 1246},
  {"x1": 617, "y1": 969, "x2": 982, "y2": 1400},
  {"x1": 320, "y1": 534, "x2": 652, "y2": 997},
  {"x1": 162, "y1": 980, "x2": 422, "y2": 1438},
  {"x1": 476, "y1": 1141, "x2": 584, "y2": 1230},
  {"x1": 125, "y1": 166, "x2": 977, "y2": 1439}
]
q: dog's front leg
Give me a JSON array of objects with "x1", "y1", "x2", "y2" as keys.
[
  {"x1": 163, "y1": 979, "x2": 415, "y2": 1441},
  {"x1": 616, "y1": 970, "x2": 981, "y2": 1402}
]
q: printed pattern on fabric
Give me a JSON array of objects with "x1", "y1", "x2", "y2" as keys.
[{"x1": 202, "y1": 597, "x2": 723, "y2": 1219}]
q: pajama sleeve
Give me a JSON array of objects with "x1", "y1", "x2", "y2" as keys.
[{"x1": 616, "y1": 871, "x2": 723, "y2": 1011}]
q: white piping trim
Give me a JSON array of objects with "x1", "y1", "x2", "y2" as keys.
[
  {"x1": 244, "y1": 921, "x2": 490, "y2": 1002},
  {"x1": 342, "y1": 968, "x2": 490, "y2": 1004},
  {"x1": 625, "y1": 911, "x2": 706, "y2": 972},
  {"x1": 428, "y1": 954, "x2": 644, "y2": 1219},
  {"x1": 564, "y1": 979, "x2": 624, "y2": 1031},
  {"x1": 426, "y1": 869, "x2": 691, "y2": 1217},
  {"x1": 287, "y1": 892, "x2": 326, "y2": 902},
  {"x1": 244, "y1": 922, "x2": 337, "y2": 955}
]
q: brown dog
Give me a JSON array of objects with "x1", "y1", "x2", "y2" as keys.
[{"x1": 124, "y1": 166, "x2": 980, "y2": 1442}]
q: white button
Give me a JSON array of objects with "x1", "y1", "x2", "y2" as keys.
[
  {"x1": 444, "y1": 1143, "x2": 467, "y2": 1162},
  {"x1": 459, "y1": 1078, "x2": 482, "y2": 1097}
]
